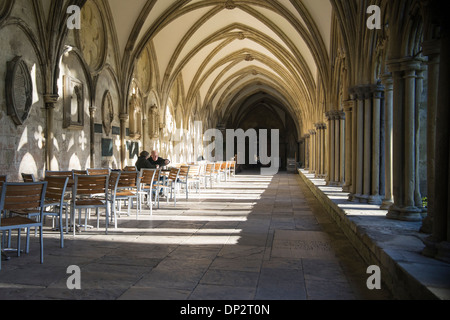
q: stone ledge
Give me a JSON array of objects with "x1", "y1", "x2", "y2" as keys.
[{"x1": 297, "y1": 169, "x2": 450, "y2": 300}]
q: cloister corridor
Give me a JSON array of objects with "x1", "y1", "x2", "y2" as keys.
[{"x1": 0, "y1": 172, "x2": 393, "y2": 301}]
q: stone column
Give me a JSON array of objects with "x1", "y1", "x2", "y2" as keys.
[
  {"x1": 362, "y1": 89, "x2": 372, "y2": 202},
  {"x1": 349, "y1": 90, "x2": 359, "y2": 200},
  {"x1": 315, "y1": 124, "x2": 321, "y2": 178},
  {"x1": 387, "y1": 58, "x2": 422, "y2": 221},
  {"x1": 322, "y1": 123, "x2": 327, "y2": 179},
  {"x1": 421, "y1": 39, "x2": 440, "y2": 232},
  {"x1": 305, "y1": 134, "x2": 310, "y2": 169},
  {"x1": 381, "y1": 74, "x2": 394, "y2": 209},
  {"x1": 309, "y1": 129, "x2": 316, "y2": 174},
  {"x1": 89, "y1": 105, "x2": 97, "y2": 168},
  {"x1": 299, "y1": 138, "x2": 305, "y2": 168},
  {"x1": 423, "y1": 18, "x2": 450, "y2": 262},
  {"x1": 339, "y1": 111, "x2": 345, "y2": 185},
  {"x1": 44, "y1": 94, "x2": 59, "y2": 172},
  {"x1": 414, "y1": 66, "x2": 425, "y2": 212},
  {"x1": 370, "y1": 85, "x2": 383, "y2": 204},
  {"x1": 430, "y1": 25, "x2": 450, "y2": 262},
  {"x1": 343, "y1": 100, "x2": 353, "y2": 192},
  {"x1": 334, "y1": 112, "x2": 340, "y2": 184},
  {"x1": 326, "y1": 112, "x2": 335, "y2": 185},
  {"x1": 119, "y1": 113, "x2": 129, "y2": 169}
]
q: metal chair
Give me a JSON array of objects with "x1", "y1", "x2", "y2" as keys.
[
  {"x1": 105, "y1": 171, "x2": 121, "y2": 229},
  {"x1": 187, "y1": 165, "x2": 201, "y2": 194},
  {"x1": 137, "y1": 169, "x2": 159, "y2": 216},
  {"x1": 115, "y1": 171, "x2": 140, "y2": 219},
  {"x1": 177, "y1": 165, "x2": 191, "y2": 200},
  {"x1": 42, "y1": 176, "x2": 70, "y2": 248},
  {"x1": 153, "y1": 167, "x2": 180, "y2": 208},
  {"x1": 71, "y1": 174, "x2": 110, "y2": 235},
  {"x1": 0, "y1": 182, "x2": 47, "y2": 270}
]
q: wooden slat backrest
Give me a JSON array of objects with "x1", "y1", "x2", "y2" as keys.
[
  {"x1": 74, "y1": 175, "x2": 108, "y2": 196},
  {"x1": 3, "y1": 182, "x2": 47, "y2": 211},
  {"x1": 109, "y1": 171, "x2": 121, "y2": 190},
  {"x1": 118, "y1": 171, "x2": 138, "y2": 188},
  {"x1": 140, "y1": 169, "x2": 157, "y2": 185},
  {"x1": 45, "y1": 171, "x2": 73, "y2": 178},
  {"x1": 167, "y1": 168, "x2": 180, "y2": 181},
  {"x1": 214, "y1": 162, "x2": 221, "y2": 171},
  {"x1": 188, "y1": 165, "x2": 200, "y2": 177},
  {"x1": 205, "y1": 164, "x2": 214, "y2": 174},
  {"x1": 179, "y1": 165, "x2": 190, "y2": 178},
  {"x1": 21, "y1": 173, "x2": 35, "y2": 182},
  {"x1": 220, "y1": 161, "x2": 226, "y2": 170},
  {"x1": 88, "y1": 168, "x2": 110, "y2": 175},
  {"x1": 73, "y1": 170, "x2": 88, "y2": 175},
  {"x1": 44, "y1": 177, "x2": 69, "y2": 201},
  {"x1": 123, "y1": 166, "x2": 137, "y2": 171}
]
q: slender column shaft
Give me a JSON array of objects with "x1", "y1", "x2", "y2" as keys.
[
  {"x1": 334, "y1": 115, "x2": 340, "y2": 183},
  {"x1": 370, "y1": 87, "x2": 382, "y2": 204},
  {"x1": 421, "y1": 40, "x2": 440, "y2": 232},
  {"x1": 120, "y1": 113, "x2": 129, "y2": 169},
  {"x1": 340, "y1": 113, "x2": 345, "y2": 185},
  {"x1": 328, "y1": 115, "x2": 335, "y2": 184},
  {"x1": 381, "y1": 74, "x2": 394, "y2": 209},
  {"x1": 322, "y1": 124, "x2": 327, "y2": 178},
  {"x1": 356, "y1": 97, "x2": 364, "y2": 197},
  {"x1": 350, "y1": 95, "x2": 358, "y2": 198},
  {"x1": 316, "y1": 125, "x2": 321, "y2": 177},
  {"x1": 363, "y1": 93, "x2": 372, "y2": 199},
  {"x1": 343, "y1": 101, "x2": 353, "y2": 192},
  {"x1": 404, "y1": 66, "x2": 417, "y2": 208},
  {"x1": 414, "y1": 67, "x2": 425, "y2": 209},
  {"x1": 44, "y1": 94, "x2": 59, "y2": 172},
  {"x1": 387, "y1": 59, "x2": 422, "y2": 221}
]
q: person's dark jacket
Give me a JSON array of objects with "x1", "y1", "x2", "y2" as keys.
[
  {"x1": 149, "y1": 157, "x2": 169, "y2": 167},
  {"x1": 135, "y1": 156, "x2": 157, "y2": 171}
]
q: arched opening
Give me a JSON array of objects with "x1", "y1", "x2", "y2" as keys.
[{"x1": 225, "y1": 92, "x2": 299, "y2": 172}]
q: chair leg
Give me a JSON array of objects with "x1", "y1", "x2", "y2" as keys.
[
  {"x1": 40, "y1": 225, "x2": 43, "y2": 264},
  {"x1": 96, "y1": 208, "x2": 100, "y2": 229},
  {"x1": 18, "y1": 229, "x2": 22, "y2": 257},
  {"x1": 59, "y1": 213, "x2": 64, "y2": 248},
  {"x1": 105, "y1": 206, "x2": 109, "y2": 235}
]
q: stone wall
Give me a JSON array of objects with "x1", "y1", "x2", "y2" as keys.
[{"x1": 0, "y1": 1, "x2": 45, "y2": 181}]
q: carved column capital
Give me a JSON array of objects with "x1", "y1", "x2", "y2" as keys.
[
  {"x1": 44, "y1": 94, "x2": 59, "y2": 108},
  {"x1": 119, "y1": 113, "x2": 129, "y2": 122}
]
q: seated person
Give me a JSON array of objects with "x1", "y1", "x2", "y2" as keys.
[
  {"x1": 135, "y1": 151, "x2": 155, "y2": 171},
  {"x1": 148, "y1": 150, "x2": 171, "y2": 168}
]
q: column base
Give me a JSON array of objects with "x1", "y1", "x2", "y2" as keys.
[
  {"x1": 342, "y1": 184, "x2": 351, "y2": 192},
  {"x1": 380, "y1": 199, "x2": 393, "y2": 210},
  {"x1": 386, "y1": 205, "x2": 423, "y2": 221},
  {"x1": 348, "y1": 193, "x2": 364, "y2": 202},
  {"x1": 420, "y1": 215, "x2": 433, "y2": 234},
  {"x1": 368, "y1": 195, "x2": 383, "y2": 205},
  {"x1": 422, "y1": 237, "x2": 450, "y2": 264}
]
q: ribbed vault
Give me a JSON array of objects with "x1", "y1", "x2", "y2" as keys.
[{"x1": 105, "y1": 0, "x2": 332, "y2": 135}]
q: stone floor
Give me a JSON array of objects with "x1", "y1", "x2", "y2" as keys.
[{"x1": 0, "y1": 171, "x2": 392, "y2": 301}]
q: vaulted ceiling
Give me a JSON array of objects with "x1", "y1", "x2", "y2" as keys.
[{"x1": 105, "y1": 0, "x2": 332, "y2": 129}]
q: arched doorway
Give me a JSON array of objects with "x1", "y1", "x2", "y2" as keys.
[{"x1": 225, "y1": 93, "x2": 299, "y2": 172}]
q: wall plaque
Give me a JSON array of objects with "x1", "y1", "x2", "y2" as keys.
[
  {"x1": 5, "y1": 56, "x2": 33, "y2": 126},
  {"x1": 102, "y1": 91, "x2": 114, "y2": 136},
  {"x1": 63, "y1": 75, "x2": 84, "y2": 129}
]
